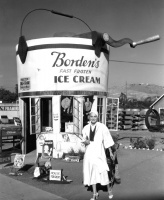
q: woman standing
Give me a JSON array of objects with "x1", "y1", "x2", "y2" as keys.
[{"x1": 82, "y1": 110, "x2": 115, "y2": 199}]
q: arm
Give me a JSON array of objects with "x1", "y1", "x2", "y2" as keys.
[
  {"x1": 108, "y1": 145, "x2": 117, "y2": 161},
  {"x1": 103, "y1": 125, "x2": 115, "y2": 149}
]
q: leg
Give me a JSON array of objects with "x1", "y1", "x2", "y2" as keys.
[
  {"x1": 114, "y1": 156, "x2": 121, "y2": 184},
  {"x1": 107, "y1": 183, "x2": 113, "y2": 199},
  {"x1": 90, "y1": 184, "x2": 99, "y2": 200},
  {"x1": 92, "y1": 184, "x2": 97, "y2": 195},
  {"x1": 115, "y1": 164, "x2": 121, "y2": 182}
]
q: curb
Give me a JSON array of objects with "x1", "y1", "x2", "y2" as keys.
[{"x1": 119, "y1": 143, "x2": 164, "y2": 151}]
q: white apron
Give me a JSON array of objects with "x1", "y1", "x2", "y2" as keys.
[{"x1": 82, "y1": 122, "x2": 114, "y2": 186}]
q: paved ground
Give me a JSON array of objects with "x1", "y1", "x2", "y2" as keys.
[
  {"x1": 0, "y1": 145, "x2": 164, "y2": 200},
  {"x1": 0, "y1": 173, "x2": 67, "y2": 200}
]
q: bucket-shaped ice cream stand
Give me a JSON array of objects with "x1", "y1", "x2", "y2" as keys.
[
  {"x1": 16, "y1": 9, "x2": 159, "y2": 156},
  {"x1": 16, "y1": 34, "x2": 113, "y2": 156}
]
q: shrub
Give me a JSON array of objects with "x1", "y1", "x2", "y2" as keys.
[
  {"x1": 146, "y1": 136, "x2": 156, "y2": 150},
  {"x1": 112, "y1": 134, "x2": 119, "y2": 143},
  {"x1": 130, "y1": 136, "x2": 156, "y2": 150},
  {"x1": 130, "y1": 138, "x2": 147, "y2": 149},
  {"x1": 112, "y1": 134, "x2": 120, "y2": 149}
]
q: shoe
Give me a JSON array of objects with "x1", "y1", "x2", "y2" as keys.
[
  {"x1": 115, "y1": 177, "x2": 121, "y2": 184},
  {"x1": 90, "y1": 193, "x2": 99, "y2": 200},
  {"x1": 108, "y1": 190, "x2": 113, "y2": 199},
  {"x1": 115, "y1": 164, "x2": 121, "y2": 184}
]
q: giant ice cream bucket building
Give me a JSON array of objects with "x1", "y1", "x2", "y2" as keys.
[
  {"x1": 16, "y1": 9, "x2": 159, "y2": 156},
  {"x1": 16, "y1": 34, "x2": 112, "y2": 155}
]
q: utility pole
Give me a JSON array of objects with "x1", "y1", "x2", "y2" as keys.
[
  {"x1": 125, "y1": 81, "x2": 128, "y2": 98},
  {"x1": 125, "y1": 81, "x2": 128, "y2": 108}
]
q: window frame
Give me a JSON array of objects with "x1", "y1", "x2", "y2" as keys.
[
  {"x1": 105, "y1": 97, "x2": 119, "y2": 131},
  {"x1": 30, "y1": 97, "x2": 41, "y2": 134},
  {"x1": 97, "y1": 97, "x2": 103, "y2": 123}
]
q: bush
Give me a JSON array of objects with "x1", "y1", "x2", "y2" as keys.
[
  {"x1": 130, "y1": 136, "x2": 156, "y2": 150},
  {"x1": 112, "y1": 134, "x2": 119, "y2": 143},
  {"x1": 146, "y1": 137, "x2": 156, "y2": 150},
  {"x1": 130, "y1": 138, "x2": 147, "y2": 149},
  {"x1": 112, "y1": 134, "x2": 120, "y2": 149}
]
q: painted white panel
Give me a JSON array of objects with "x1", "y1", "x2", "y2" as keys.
[{"x1": 16, "y1": 37, "x2": 109, "y2": 94}]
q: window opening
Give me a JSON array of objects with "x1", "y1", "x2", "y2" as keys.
[
  {"x1": 83, "y1": 96, "x2": 94, "y2": 126},
  {"x1": 41, "y1": 98, "x2": 52, "y2": 132},
  {"x1": 30, "y1": 97, "x2": 52, "y2": 134},
  {"x1": 60, "y1": 96, "x2": 73, "y2": 132}
]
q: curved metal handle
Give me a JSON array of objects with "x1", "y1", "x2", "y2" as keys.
[{"x1": 20, "y1": 8, "x2": 92, "y2": 37}]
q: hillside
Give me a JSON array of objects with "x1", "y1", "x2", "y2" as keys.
[{"x1": 108, "y1": 83, "x2": 164, "y2": 101}]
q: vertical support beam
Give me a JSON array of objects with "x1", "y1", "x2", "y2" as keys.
[
  {"x1": 79, "y1": 97, "x2": 83, "y2": 134},
  {"x1": 19, "y1": 98, "x2": 25, "y2": 154},
  {"x1": 73, "y1": 96, "x2": 84, "y2": 135},
  {"x1": 73, "y1": 97, "x2": 79, "y2": 134},
  {"x1": 102, "y1": 96, "x2": 106, "y2": 124},
  {"x1": 52, "y1": 95, "x2": 61, "y2": 148},
  {"x1": 0, "y1": 129, "x2": 2, "y2": 154},
  {"x1": 92, "y1": 96, "x2": 97, "y2": 111},
  {"x1": 48, "y1": 99, "x2": 52, "y2": 127}
]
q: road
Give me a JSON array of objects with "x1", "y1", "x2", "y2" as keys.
[{"x1": 0, "y1": 146, "x2": 164, "y2": 200}]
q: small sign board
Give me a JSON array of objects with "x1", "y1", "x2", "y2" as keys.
[
  {"x1": 49, "y1": 169, "x2": 62, "y2": 181},
  {"x1": 65, "y1": 122, "x2": 74, "y2": 133},
  {"x1": 1, "y1": 126, "x2": 22, "y2": 136},
  {"x1": 20, "y1": 77, "x2": 30, "y2": 90},
  {"x1": 13, "y1": 154, "x2": 25, "y2": 168}
]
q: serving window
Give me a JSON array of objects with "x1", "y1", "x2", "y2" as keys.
[
  {"x1": 60, "y1": 95, "x2": 94, "y2": 133},
  {"x1": 60, "y1": 96, "x2": 73, "y2": 132},
  {"x1": 30, "y1": 97, "x2": 52, "y2": 134}
]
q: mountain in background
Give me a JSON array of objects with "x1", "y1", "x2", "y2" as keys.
[{"x1": 108, "y1": 83, "x2": 164, "y2": 101}]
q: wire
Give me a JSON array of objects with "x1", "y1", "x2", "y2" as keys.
[{"x1": 110, "y1": 59, "x2": 164, "y2": 66}]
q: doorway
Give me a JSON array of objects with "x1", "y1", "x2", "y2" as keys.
[
  {"x1": 41, "y1": 98, "x2": 52, "y2": 132},
  {"x1": 23, "y1": 98, "x2": 36, "y2": 154}
]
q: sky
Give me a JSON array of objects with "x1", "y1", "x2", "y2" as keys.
[{"x1": 0, "y1": 0, "x2": 164, "y2": 92}]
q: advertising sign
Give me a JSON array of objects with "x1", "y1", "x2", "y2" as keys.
[
  {"x1": 20, "y1": 77, "x2": 30, "y2": 90},
  {"x1": 42, "y1": 140, "x2": 53, "y2": 158},
  {"x1": 49, "y1": 169, "x2": 62, "y2": 181},
  {"x1": 13, "y1": 154, "x2": 25, "y2": 168},
  {"x1": 16, "y1": 37, "x2": 109, "y2": 95},
  {"x1": 65, "y1": 122, "x2": 74, "y2": 133}
]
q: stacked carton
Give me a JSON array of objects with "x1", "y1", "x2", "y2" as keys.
[{"x1": 118, "y1": 109, "x2": 148, "y2": 130}]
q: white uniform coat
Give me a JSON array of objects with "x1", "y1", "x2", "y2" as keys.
[{"x1": 82, "y1": 122, "x2": 114, "y2": 186}]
